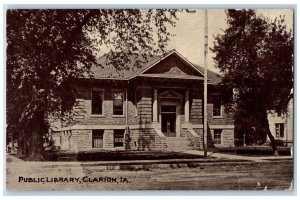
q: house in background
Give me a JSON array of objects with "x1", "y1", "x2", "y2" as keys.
[
  {"x1": 267, "y1": 97, "x2": 293, "y2": 147},
  {"x1": 54, "y1": 50, "x2": 235, "y2": 152}
]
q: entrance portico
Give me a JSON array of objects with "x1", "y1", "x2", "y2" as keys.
[{"x1": 152, "y1": 88, "x2": 191, "y2": 137}]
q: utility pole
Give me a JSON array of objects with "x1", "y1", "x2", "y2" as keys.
[{"x1": 203, "y1": 10, "x2": 208, "y2": 157}]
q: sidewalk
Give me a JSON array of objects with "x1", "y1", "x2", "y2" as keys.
[
  {"x1": 178, "y1": 150, "x2": 293, "y2": 162},
  {"x1": 6, "y1": 153, "x2": 249, "y2": 166},
  {"x1": 6, "y1": 150, "x2": 292, "y2": 169}
]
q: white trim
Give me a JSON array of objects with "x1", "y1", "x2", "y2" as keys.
[
  {"x1": 176, "y1": 105, "x2": 180, "y2": 137},
  {"x1": 187, "y1": 129, "x2": 199, "y2": 137},
  {"x1": 90, "y1": 114, "x2": 105, "y2": 118},
  {"x1": 153, "y1": 129, "x2": 166, "y2": 138},
  {"x1": 158, "y1": 89, "x2": 183, "y2": 99},
  {"x1": 130, "y1": 50, "x2": 205, "y2": 79},
  {"x1": 153, "y1": 88, "x2": 158, "y2": 122},
  {"x1": 213, "y1": 129, "x2": 223, "y2": 145},
  {"x1": 137, "y1": 74, "x2": 204, "y2": 80},
  {"x1": 185, "y1": 90, "x2": 190, "y2": 122},
  {"x1": 125, "y1": 88, "x2": 128, "y2": 124},
  {"x1": 59, "y1": 124, "x2": 234, "y2": 131},
  {"x1": 60, "y1": 124, "x2": 153, "y2": 131},
  {"x1": 210, "y1": 124, "x2": 234, "y2": 129},
  {"x1": 181, "y1": 124, "x2": 203, "y2": 129},
  {"x1": 181, "y1": 124, "x2": 234, "y2": 129}
]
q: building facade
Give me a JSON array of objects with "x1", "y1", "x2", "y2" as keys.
[
  {"x1": 267, "y1": 98, "x2": 293, "y2": 146},
  {"x1": 54, "y1": 50, "x2": 235, "y2": 152}
]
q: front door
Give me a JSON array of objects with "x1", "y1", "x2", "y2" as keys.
[{"x1": 161, "y1": 105, "x2": 177, "y2": 137}]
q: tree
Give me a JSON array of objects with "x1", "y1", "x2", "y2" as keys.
[
  {"x1": 211, "y1": 9, "x2": 293, "y2": 153},
  {"x1": 6, "y1": 9, "x2": 189, "y2": 160}
]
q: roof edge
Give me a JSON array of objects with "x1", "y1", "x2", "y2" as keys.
[{"x1": 129, "y1": 49, "x2": 205, "y2": 80}]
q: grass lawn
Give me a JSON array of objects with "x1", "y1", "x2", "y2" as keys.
[
  {"x1": 43, "y1": 150, "x2": 205, "y2": 161},
  {"x1": 212, "y1": 146, "x2": 292, "y2": 156}
]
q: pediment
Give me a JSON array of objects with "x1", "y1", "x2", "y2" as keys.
[
  {"x1": 158, "y1": 90, "x2": 183, "y2": 99},
  {"x1": 140, "y1": 51, "x2": 204, "y2": 78},
  {"x1": 165, "y1": 66, "x2": 186, "y2": 75}
]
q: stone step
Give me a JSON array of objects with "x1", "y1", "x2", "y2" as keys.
[
  {"x1": 166, "y1": 142, "x2": 192, "y2": 146},
  {"x1": 165, "y1": 138, "x2": 190, "y2": 141},
  {"x1": 165, "y1": 137, "x2": 194, "y2": 150},
  {"x1": 166, "y1": 146, "x2": 194, "y2": 150}
]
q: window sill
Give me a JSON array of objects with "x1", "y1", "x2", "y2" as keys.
[
  {"x1": 90, "y1": 114, "x2": 105, "y2": 118},
  {"x1": 112, "y1": 115, "x2": 125, "y2": 118},
  {"x1": 114, "y1": 147, "x2": 125, "y2": 150},
  {"x1": 212, "y1": 116, "x2": 223, "y2": 119}
]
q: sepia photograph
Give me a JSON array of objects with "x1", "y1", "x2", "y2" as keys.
[{"x1": 5, "y1": 7, "x2": 294, "y2": 191}]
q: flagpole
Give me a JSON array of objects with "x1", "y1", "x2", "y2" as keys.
[{"x1": 203, "y1": 9, "x2": 208, "y2": 157}]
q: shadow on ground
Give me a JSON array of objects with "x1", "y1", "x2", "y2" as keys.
[{"x1": 41, "y1": 150, "x2": 205, "y2": 162}]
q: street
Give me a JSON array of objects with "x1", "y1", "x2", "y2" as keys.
[{"x1": 6, "y1": 158, "x2": 293, "y2": 191}]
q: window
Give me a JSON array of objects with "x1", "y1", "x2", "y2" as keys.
[
  {"x1": 91, "y1": 90, "x2": 103, "y2": 115},
  {"x1": 276, "y1": 109, "x2": 284, "y2": 117},
  {"x1": 213, "y1": 95, "x2": 222, "y2": 117},
  {"x1": 114, "y1": 129, "x2": 124, "y2": 147},
  {"x1": 275, "y1": 123, "x2": 284, "y2": 138},
  {"x1": 214, "y1": 129, "x2": 222, "y2": 144},
  {"x1": 276, "y1": 110, "x2": 282, "y2": 117},
  {"x1": 92, "y1": 130, "x2": 104, "y2": 148},
  {"x1": 113, "y1": 92, "x2": 124, "y2": 115}
]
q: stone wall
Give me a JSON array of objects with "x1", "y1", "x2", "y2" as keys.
[
  {"x1": 69, "y1": 130, "x2": 92, "y2": 151},
  {"x1": 190, "y1": 90, "x2": 202, "y2": 123},
  {"x1": 193, "y1": 128, "x2": 204, "y2": 149},
  {"x1": 58, "y1": 128, "x2": 167, "y2": 152},
  {"x1": 136, "y1": 88, "x2": 152, "y2": 125},
  {"x1": 65, "y1": 82, "x2": 139, "y2": 127},
  {"x1": 221, "y1": 129, "x2": 235, "y2": 147},
  {"x1": 103, "y1": 129, "x2": 114, "y2": 149},
  {"x1": 129, "y1": 129, "x2": 167, "y2": 150},
  {"x1": 58, "y1": 79, "x2": 236, "y2": 151},
  {"x1": 211, "y1": 128, "x2": 235, "y2": 148}
]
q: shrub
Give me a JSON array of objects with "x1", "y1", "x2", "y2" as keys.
[
  {"x1": 212, "y1": 147, "x2": 236, "y2": 153},
  {"x1": 235, "y1": 146, "x2": 291, "y2": 156},
  {"x1": 275, "y1": 139, "x2": 284, "y2": 146}
]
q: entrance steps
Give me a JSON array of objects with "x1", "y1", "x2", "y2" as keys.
[{"x1": 165, "y1": 137, "x2": 194, "y2": 151}]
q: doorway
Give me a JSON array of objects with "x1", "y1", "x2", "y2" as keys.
[{"x1": 161, "y1": 105, "x2": 177, "y2": 137}]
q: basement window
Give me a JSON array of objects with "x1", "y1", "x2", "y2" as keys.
[
  {"x1": 114, "y1": 129, "x2": 125, "y2": 147},
  {"x1": 92, "y1": 130, "x2": 104, "y2": 148},
  {"x1": 213, "y1": 129, "x2": 222, "y2": 144}
]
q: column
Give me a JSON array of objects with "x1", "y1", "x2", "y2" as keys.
[
  {"x1": 153, "y1": 88, "x2": 158, "y2": 122},
  {"x1": 125, "y1": 88, "x2": 128, "y2": 125},
  {"x1": 185, "y1": 90, "x2": 190, "y2": 122}
]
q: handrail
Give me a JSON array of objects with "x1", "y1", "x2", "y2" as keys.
[{"x1": 187, "y1": 129, "x2": 199, "y2": 137}]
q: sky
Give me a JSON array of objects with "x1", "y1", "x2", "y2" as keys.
[
  {"x1": 165, "y1": 9, "x2": 294, "y2": 73},
  {"x1": 95, "y1": 9, "x2": 293, "y2": 73}
]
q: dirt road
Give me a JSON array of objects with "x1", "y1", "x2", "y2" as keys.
[{"x1": 6, "y1": 159, "x2": 293, "y2": 191}]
